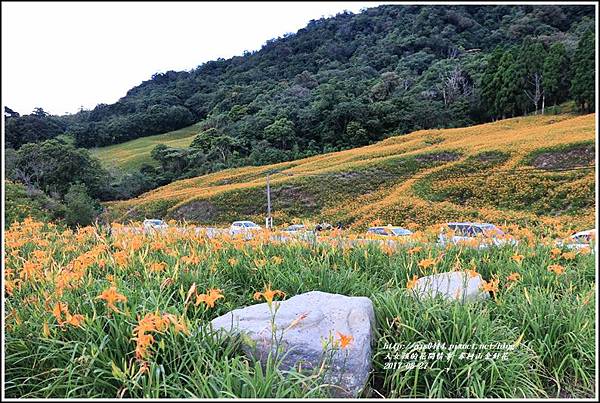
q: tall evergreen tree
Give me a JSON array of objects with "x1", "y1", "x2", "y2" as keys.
[
  {"x1": 480, "y1": 47, "x2": 504, "y2": 120},
  {"x1": 496, "y1": 48, "x2": 526, "y2": 118},
  {"x1": 543, "y1": 43, "x2": 570, "y2": 106},
  {"x1": 571, "y1": 29, "x2": 595, "y2": 112}
]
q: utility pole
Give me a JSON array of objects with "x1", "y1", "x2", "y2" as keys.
[
  {"x1": 265, "y1": 170, "x2": 293, "y2": 229},
  {"x1": 266, "y1": 172, "x2": 272, "y2": 229}
]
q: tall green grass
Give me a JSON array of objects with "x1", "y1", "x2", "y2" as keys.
[{"x1": 91, "y1": 123, "x2": 201, "y2": 171}]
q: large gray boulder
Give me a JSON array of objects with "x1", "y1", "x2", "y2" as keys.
[
  {"x1": 412, "y1": 271, "x2": 489, "y2": 302},
  {"x1": 211, "y1": 291, "x2": 375, "y2": 397}
]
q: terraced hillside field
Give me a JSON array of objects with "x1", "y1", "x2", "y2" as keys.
[
  {"x1": 106, "y1": 114, "x2": 596, "y2": 232},
  {"x1": 91, "y1": 123, "x2": 201, "y2": 170}
]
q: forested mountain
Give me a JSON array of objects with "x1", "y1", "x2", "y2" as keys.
[
  {"x1": 6, "y1": 5, "x2": 595, "y2": 149},
  {"x1": 4, "y1": 4, "x2": 596, "y2": 225}
]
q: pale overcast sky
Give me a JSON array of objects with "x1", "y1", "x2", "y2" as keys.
[{"x1": 2, "y1": 1, "x2": 392, "y2": 116}]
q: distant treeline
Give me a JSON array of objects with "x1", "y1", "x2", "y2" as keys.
[{"x1": 6, "y1": 5, "x2": 595, "y2": 151}]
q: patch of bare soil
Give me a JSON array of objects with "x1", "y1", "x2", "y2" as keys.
[
  {"x1": 272, "y1": 185, "x2": 317, "y2": 210},
  {"x1": 415, "y1": 151, "x2": 461, "y2": 164},
  {"x1": 532, "y1": 145, "x2": 594, "y2": 170},
  {"x1": 170, "y1": 200, "x2": 218, "y2": 222}
]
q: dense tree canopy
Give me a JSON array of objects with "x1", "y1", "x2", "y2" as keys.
[{"x1": 8, "y1": 139, "x2": 108, "y2": 199}]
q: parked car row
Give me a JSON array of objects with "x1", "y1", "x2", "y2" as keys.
[{"x1": 139, "y1": 218, "x2": 595, "y2": 252}]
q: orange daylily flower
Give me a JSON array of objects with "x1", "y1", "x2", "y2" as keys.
[
  {"x1": 507, "y1": 272, "x2": 521, "y2": 282},
  {"x1": 65, "y1": 313, "x2": 86, "y2": 327},
  {"x1": 149, "y1": 262, "x2": 167, "y2": 272},
  {"x1": 548, "y1": 264, "x2": 565, "y2": 275},
  {"x1": 113, "y1": 251, "x2": 129, "y2": 267},
  {"x1": 418, "y1": 258, "x2": 436, "y2": 269},
  {"x1": 550, "y1": 248, "x2": 562, "y2": 259},
  {"x1": 511, "y1": 254, "x2": 524, "y2": 264},
  {"x1": 253, "y1": 284, "x2": 286, "y2": 305},
  {"x1": 466, "y1": 268, "x2": 479, "y2": 278},
  {"x1": 52, "y1": 301, "x2": 69, "y2": 324},
  {"x1": 406, "y1": 274, "x2": 419, "y2": 289},
  {"x1": 182, "y1": 254, "x2": 200, "y2": 265},
  {"x1": 336, "y1": 332, "x2": 353, "y2": 349},
  {"x1": 195, "y1": 288, "x2": 225, "y2": 308},
  {"x1": 408, "y1": 246, "x2": 423, "y2": 255},
  {"x1": 481, "y1": 278, "x2": 499, "y2": 296},
  {"x1": 96, "y1": 286, "x2": 128, "y2": 312},
  {"x1": 561, "y1": 251, "x2": 576, "y2": 260},
  {"x1": 133, "y1": 312, "x2": 189, "y2": 360},
  {"x1": 254, "y1": 258, "x2": 267, "y2": 268}
]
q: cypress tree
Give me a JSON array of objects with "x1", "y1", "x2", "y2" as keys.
[
  {"x1": 543, "y1": 43, "x2": 570, "y2": 106},
  {"x1": 571, "y1": 30, "x2": 595, "y2": 112}
]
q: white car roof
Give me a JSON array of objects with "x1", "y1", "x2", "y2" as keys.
[
  {"x1": 571, "y1": 229, "x2": 596, "y2": 237},
  {"x1": 446, "y1": 222, "x2": 496, "y2": 228},
  {"x1": 368, "y1": 226, "x2": 411, "y2": 231}
]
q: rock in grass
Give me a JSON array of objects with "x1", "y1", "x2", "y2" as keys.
[
  {"x1": 412, "y1": 271, "x2": 489, "y2": 302},
  {"x1": 211, "y1": 291, "x2": 375, "y2": 397}
]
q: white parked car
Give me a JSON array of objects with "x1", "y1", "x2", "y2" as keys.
[
  {"x1": 438, "y1": 222, "x2": 515, "y2": 249},
  {"x1": 143, "y1": 219, "x2": 168, "y2": 232},
  {"x1": 367, "y1": 226, "x2": 413, "y2": 237},
  {"x1": 229, "y1": 221, "x2": 262, "y2": 236},
  {"x1": 559, "y1": 229, "x2": 596, "y2": 252},
  {"x1": 282, "y1": 224, "x2": 306, "y2": 233}
]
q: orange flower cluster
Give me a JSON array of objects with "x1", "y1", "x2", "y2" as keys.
[
  {"x1": 548, "y1": 264, "x2": 566, "y2": 275},
  {"x1": 550, "y1": 248, "x2": 562, "y2": 259},
  {"x1": 418, "y1": 258, "x2": 436, "y2": 270},
  {"x1": 113, "y1": 250, "x2": 129, "y2": 267},
  {"x1": 133, "y1": 312, "x2": 189, "y2": 360},
  {"x1": 511, "y1": 254, "x2": 524, "y2": 264},
  {"x1": 149, "y1": 262, "x2": 167, "y2": 272},
  {"x1": 481, "y1": 278, "x2": 500, "y2": 296},
  {"x1": 55, "y1": 245, "x2": 108, "y2": 296},
  {"x1": 408, "y1": 246, "x2": 423, "y2": 255},
  {"x1": 96, "y1": 286, "x2": 128, "y2": 312},
  {"x1": 181, "y1": 252, "x2": 201, "y2": 265},
  {"x1": 51, "y1": 301, "x2": 85, "y2": 328}
]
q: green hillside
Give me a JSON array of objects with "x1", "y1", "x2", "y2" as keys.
[
  {"x1": 91, "y1": 123, "x2": 201, "y2": 170},
  {"x1": 106, "y1": 113, "x2": 596, "y2": 233}
]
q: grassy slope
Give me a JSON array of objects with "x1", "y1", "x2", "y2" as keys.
[
  {"x1": 91, "y1": 123, "x2": 201, "y2": 170},
  {"x1": 106, "y1": 113, "x2": 596, "y2": 231}
]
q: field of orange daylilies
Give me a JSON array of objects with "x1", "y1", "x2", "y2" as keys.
[
  {"x1": 104, "y1": 113, "x2": 595, "y2": 232},
  {"x1": 4, "y1": 216, "x2": 596, "y2": 398}
]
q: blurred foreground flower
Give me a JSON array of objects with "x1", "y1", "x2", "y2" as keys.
[{"x1": 548, "y1": 264, "x2": 565, "y2": 275}]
